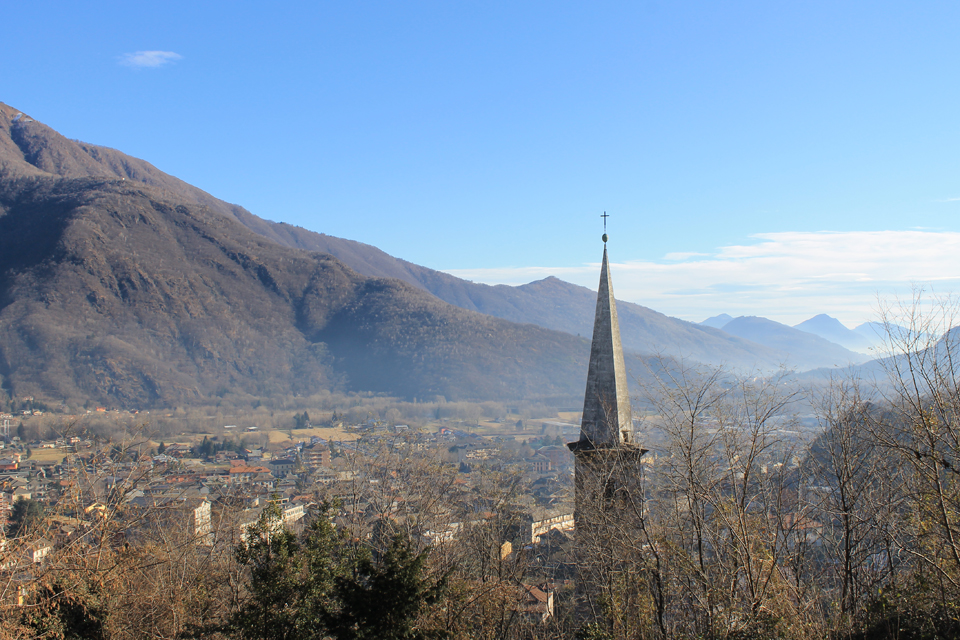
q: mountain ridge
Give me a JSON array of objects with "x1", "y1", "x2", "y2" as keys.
[
  {"x1": 196, "y1": 222, "x2": 792, "y2": 370},
  {"x1": 3, "y1": 103, "x2": 646, "y2": 406},
  {"x1": 720, "y1": 316, "x2": 869, "y2": 370},
  {"x1": 794, "y1": 313, "x2": 872, "y2": 353},
  {"x1": 0, "y1": 103, "x2": 864, "y2": 410},
  {"x1": 0, "y1": 102, "x2": 795, "y2": 372},
  {"x1": 0, "y1": 173, "x2": 619, "y2": 405}
]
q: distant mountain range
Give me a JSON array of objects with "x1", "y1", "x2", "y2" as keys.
[
  {"x1": 794, "y1": 314, "x2": 873, "y2": 352},
  {"x1": 701, "y1": 312, "x2": 890, "y2": 357},
  {"x1": 850, "y1": 321, "x2": 890, "y2": 349},
  {"x1": 0, "y1": 102, "x2": 878, "y2": 406},
  {"x1": 700, "y1": 313, "x2": 734, "y2": 329},
  {"x1": 719, "y1": 317, "x2": 868, "y2": 371}
]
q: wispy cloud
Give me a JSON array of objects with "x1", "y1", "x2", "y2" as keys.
[
  {"x1": 936, "y1": 197, "x2": 960, "y2": 202},
  {"x1": 663, "y1": 251, "x2": 709, "y2": 260},
  {"x1": 445, "y1": 231, "x2": 960, "y2": 326},
  {"x1": 119, "y1": 51, "x2": 182, "y2": 69}
]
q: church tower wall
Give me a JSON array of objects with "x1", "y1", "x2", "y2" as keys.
[{"x1": 568, "y1": 237, "x2": 648, "y2": 627}]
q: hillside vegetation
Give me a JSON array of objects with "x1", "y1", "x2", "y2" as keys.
[
  {"x1": 0, "y1": 102, "x2": 799, "y2": 372},
  {"x1": 1, "y1": 103, "x2": 655, "y2": 407}
]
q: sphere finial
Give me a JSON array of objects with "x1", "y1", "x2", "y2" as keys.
[{"x1": 602, "y1": 233, "x2": 608, "y2": 243}]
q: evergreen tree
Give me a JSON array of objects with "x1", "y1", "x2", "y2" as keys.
[
  {"x1": 227, "y1": 502, "x2": 353, "y2": 640},
  {"x1": 225, "y1": 507, "x2": 447, "y2": 640},
  {"x1": 324, "y1": 533, "x2": 449, "y2": 640},
  {"x1": 18, "y1": 585, "x2": 106, "y2": 640},
  {"x1": 7, "y1": 497, "x2": 45, "y2": 538},
  {"x1": 229, "y1": 502, "x2": 307, "y2": 639},
  {"x1": 194, "y1": 436, "x2": 215, "y2": 458}
]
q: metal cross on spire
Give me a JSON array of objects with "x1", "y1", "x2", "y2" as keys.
[{"x1": 601, "y1": 211, "x2": 609, "y2": 242}]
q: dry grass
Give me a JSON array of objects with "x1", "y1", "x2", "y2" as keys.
[
  {"x1": 265, "y1": 427, "x2": 359, "y2": 446},
  {"x1": 27, "y1": 448, "x2": 68, "y2": 464}
]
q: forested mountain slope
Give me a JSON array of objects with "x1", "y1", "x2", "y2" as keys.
[
  {"x1": 0, "y1": 102, "x2": 789, "y2": 371},
  {"x1": 1, "y1": 103, "x2": 642, "y2": 406}
]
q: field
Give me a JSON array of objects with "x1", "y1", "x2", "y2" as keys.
[
  {"x1": 264, "y1": 427, "x2": 359, "y2": 446},
  {"x1": 26, "y1": 448, "x2": 68, "y2": 464},
  {"x1": 10, "y1": 404, "x2": 582, "y2": 462}
]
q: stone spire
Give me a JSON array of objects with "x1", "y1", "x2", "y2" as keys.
[{"x1": 572, "y1": 240, "x2": 633, "y2": 449}]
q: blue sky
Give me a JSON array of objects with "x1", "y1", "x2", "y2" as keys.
[{"x1": 4, "y1": 1, "x2": 959, "y2": 326}]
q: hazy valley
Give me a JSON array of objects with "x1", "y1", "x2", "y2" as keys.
[{"x1": 0, "y1": 102, "x2": 879, "y2": 410}]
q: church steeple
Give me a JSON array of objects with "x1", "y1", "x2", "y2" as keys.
[
  {"x1": 566, "y1": 231, "x2": 646, "y2": 625},
  {"x1": 571, "y1": 237, "x2": 633, "y2": 450}
]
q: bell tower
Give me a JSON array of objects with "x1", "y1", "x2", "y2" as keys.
[{"x1": 568, "y1": 228, "x2": 647, "y2": 624}]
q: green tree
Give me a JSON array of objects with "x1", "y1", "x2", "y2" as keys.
[
  {"x1": 17, "y1": 585, "x2": 106, "y2": 640},
  {"x1": 227, "y1": 501, "x2": 352, "y2": 640},
  {"x1": 227, "y1": 507, "x2": 447, "y2": 640},
  {"x1": 324, "y1": 533, "x2": 449, "y2": 640},
  {"x1": 193, "y1": 436, "x2": 216, "y2": 458},
  {"x1": 576, "y1": 624, "x2": 614, "y2": 640},
  {"x1": 294, "y1": 411, "x2": 312, "y2": 429},
  {"x1": 7, "y1": 497, "x2": 45, "y2": 538},
  {"x1": 229, "y1": 502, "x2": 311, "y2": 639}
]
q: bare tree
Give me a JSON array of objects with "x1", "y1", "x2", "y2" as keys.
[{"x1": 869, "y1": 294, "x2": 960, "y2": 611}]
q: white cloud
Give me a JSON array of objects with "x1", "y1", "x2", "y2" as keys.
[
  {"x1": 663, "y1": 251, "x2": 709, "y2": 260},
  {"x1": 445, "y1": 231, "x2": 960, "y2": 327},
  {"x1": 119, "y1": 51, "x2": 183, "y2": 69}
]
